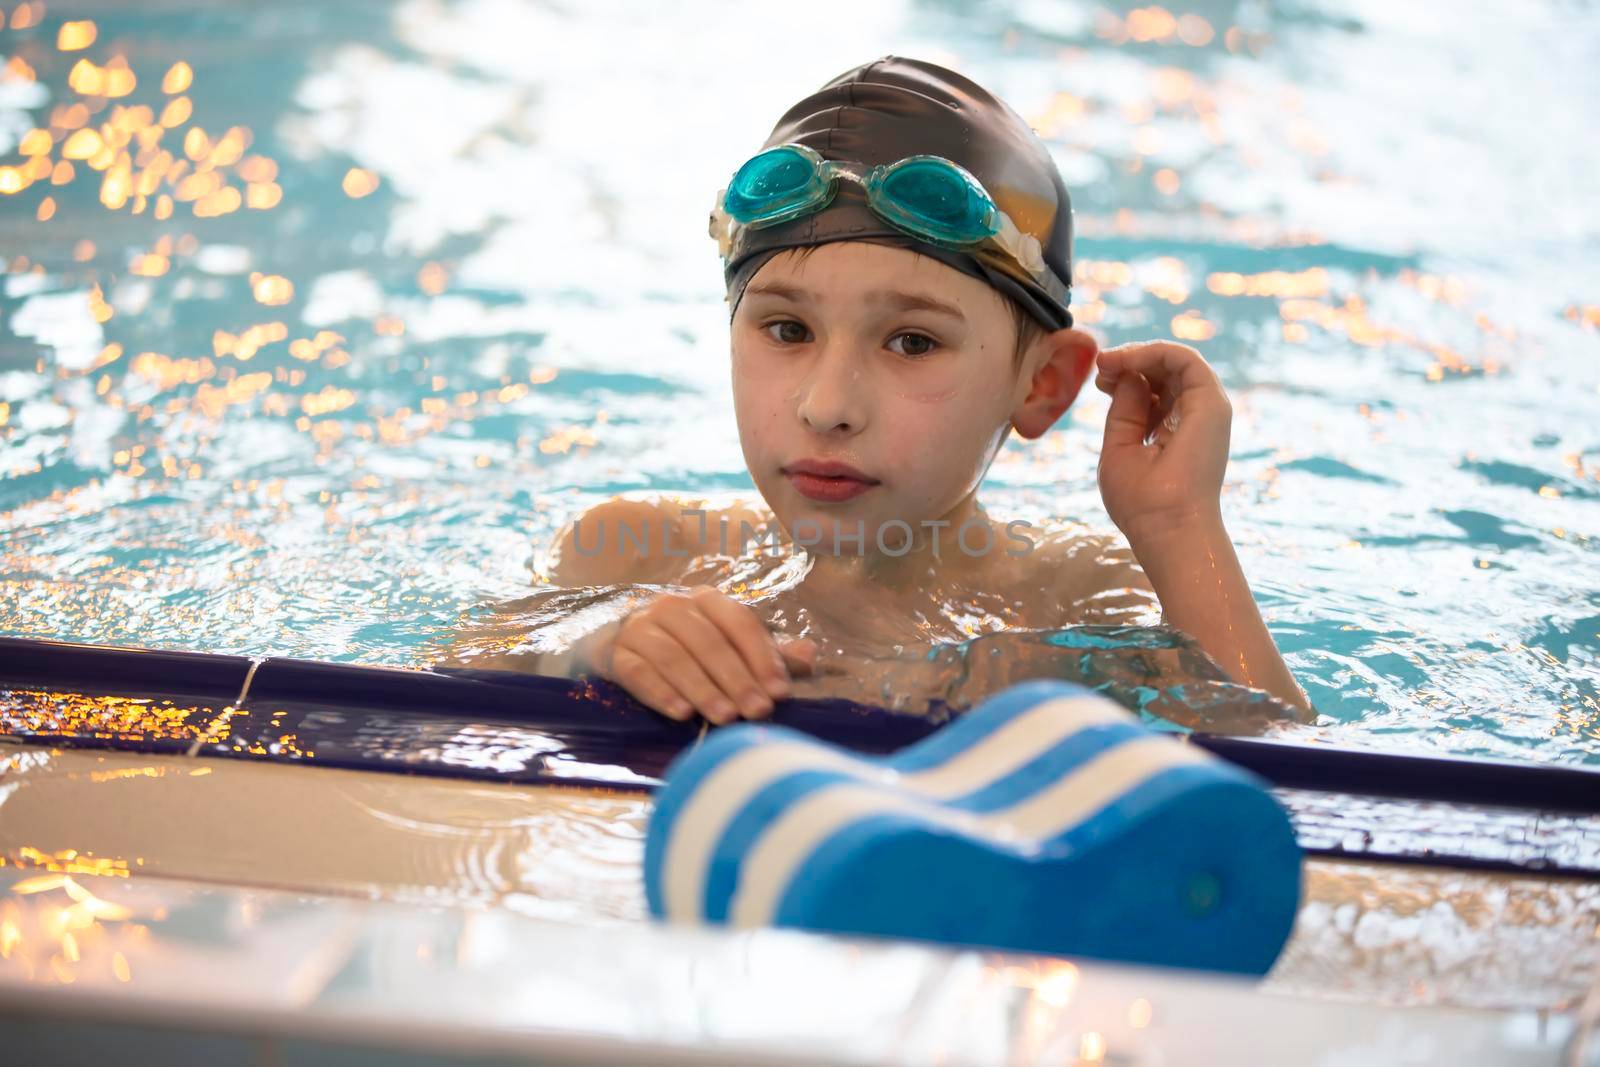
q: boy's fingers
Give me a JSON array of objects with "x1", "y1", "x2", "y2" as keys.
[
  {"x1": 1102, "y1": 371, "x2": 1158, "y2": 452},
  {"x1": 656, "y1": 601, "x2": 775, "y2": 718},
  {"x1": 777, "y1": 637, "x2": 818, "y2": 677},
  {"x1": 619, "y1": 621, "x2": 738, "y2": 723},
  {"x1": 1099, "y1": 341, "x2": 1220, "y2": 396},
  {"x1": 691, "y1": 588, "x2": 794, "y2": 700},
  {"x1": 608, "y1": 645, "x2": 693, "y2": 721}
]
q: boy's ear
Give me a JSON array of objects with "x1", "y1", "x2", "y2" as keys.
[{"x1": 1010, "y1": 327, "x2": 1099, "y2": 440}]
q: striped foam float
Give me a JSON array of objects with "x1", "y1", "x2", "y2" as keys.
[{"x1": 644, "y1": 679, "x2": 1302, "y2": 975}]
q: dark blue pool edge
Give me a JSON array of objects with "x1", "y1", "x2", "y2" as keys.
[{"x1": 1, "y1": 635, "x2": 1596, "y2": 880}]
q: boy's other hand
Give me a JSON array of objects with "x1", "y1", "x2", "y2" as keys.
[
  {"x1": 1093, "y1": 340, "x2": 1232, "y2": 548},
  {"x1": 584, "y1": 586, "x2": 816, "y2": 725}
]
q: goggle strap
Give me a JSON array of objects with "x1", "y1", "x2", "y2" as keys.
[{"x1": 710, "y1": 188, "x2": 736, "y2": 259}]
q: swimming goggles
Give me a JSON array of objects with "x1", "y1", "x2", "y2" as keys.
[{"x1": 709, "y1": 142, "x2": 1068, "y2": 307}]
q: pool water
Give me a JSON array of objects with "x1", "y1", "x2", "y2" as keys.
[{"x1": 2, "y1": 0, "x2": 1597, "y2": 764}]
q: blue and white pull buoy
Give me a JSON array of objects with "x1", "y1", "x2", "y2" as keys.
[{"x1": 644, "y1": 679, "x2": 1303, "y2": 975}]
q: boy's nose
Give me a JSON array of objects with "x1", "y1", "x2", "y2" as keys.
[{"x1": 795, "y1": 343, "x2": 867, "y2": 435}]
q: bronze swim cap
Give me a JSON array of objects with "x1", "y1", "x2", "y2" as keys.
[{"x1": 720, "y1": 54, "x2": 1074, "y2": 332}]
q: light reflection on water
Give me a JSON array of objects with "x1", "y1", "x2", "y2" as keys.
[{"x1": 1, "y1": 0, "x2": 1597, "y2": 763}]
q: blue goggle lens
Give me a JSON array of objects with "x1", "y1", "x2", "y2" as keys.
[
  {"x1": 868, "y1": 159, "x2": 1000, "y2": 248},
  {"x1": 724, "y1": 146, "x2": 832, "y2": 227}
]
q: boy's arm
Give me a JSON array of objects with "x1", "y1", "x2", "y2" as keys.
[
  {"x1": 1125, "y1": 512, "x2": 1310, "y2": 710},
  {"x1": 1092, "y1": 341, "x2": 1312, "y2": 713}
]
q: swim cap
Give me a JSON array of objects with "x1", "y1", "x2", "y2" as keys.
[{"x1": 721, "y1": 55, "x2": 1074, "y2": 333}]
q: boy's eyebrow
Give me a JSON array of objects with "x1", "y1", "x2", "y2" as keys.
[{"x1": 745, "y1": 283, "x2": 966, "y2": 323}]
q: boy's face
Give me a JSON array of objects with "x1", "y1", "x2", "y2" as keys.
[{"x1": 729, "y1": 241, "x2": 1092, "y2": 557}]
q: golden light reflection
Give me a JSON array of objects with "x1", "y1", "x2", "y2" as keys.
[
  {"x1": 214, "y1": 321, "x2": 289, "y2": 360},
  {"x1": 238, "y1": 155, "x2": 277, "y2": 183},
  {"x1": 3, "y1": 54, "x2": 38, "y2": 83},
  {"x1": 158, "y1": 94, "x2": 192, "y2": 127},
  {"x1": 287, "y1": 330, "x2": 346, "y2": 362},
  {"x1": 88, "y1": 283, "x2": 112, "y2": 323},
  {"x1": 5, "y1": 849, "x2": 132, "y2": 883},
  {"x1": 251, "y1": 273, "x2": 294, "y2": 306},
  {"x1": 209, "y1": 125, "x2": 251, "y2": 167},
  {"x1": 19, "y1": 128, "x2": 52, "y2": 155},
  {"x1": 56, "y1": 19, "x2": 96, "y2": 51},
  {"x1": 1095, "y1": 7, "x2": 1216, "y2": 48},
  {"x1": 0, "y1": 867, "x2": 150, "y2": 987},
  {"x1": 1176, "y1": 14, "x2": 1214, "y2": 46},
  {"x1": 1399, "y1": 268, "x2": 1468, "y2": 307},
  {"x1": 301, "y1": 386, "x2": 356, "y2": 417},
  {"x1": 1209, "y1": 267, "x2": 1328, "y2": 299},
  {"x1": 0, "y1": 687, "x2": 223, "y2": 745},
  {"x1": 1171, "y1": 309, "x2": 1216, "y2": 340},
  {"x1": 1128, "y1": 7, "x2": 1176, "y2": 42},
  {"x1": 131, "y1": 351, "x2": 213, "y2": 388},
  {"x1": 128, "y1": 254, "x2": 168, "y2": 278},
  {"x1": 99, "y1": 166, "x2": 131, "y2": 209},
  {"x1": 997, "y1": 958, "x2": 1080, "y2": 1006},
  {"x1": 12, "y1": 50, "x2": 279, "y2": 228},
  {"x1": 194, "y1": 184, "x2": 243, "y2": 217},
  {"x1": 1278, "y1": 292, "x2": 1493, "y2": 378},
  {"x1": 342, "y1": 167, "x2": 379, "y2": 198},
  {"x1": 192, "y1": 372, "x2": 273, "y2": 418},
  {"x1": 162, "y1": 61, "x2": 193, "y2": 94},
  {"x1": 538, "y1": 424, "x2": 600, "y2": 455},
  {"x1": 1563, "y1": 303, "x2": 1600, "y2": 330},
  {"x1": 246, "y1": 181, "x2": 282, "y2": 209},
  {"x1": 182, "y1": 125, "x2": 210, "y2": 160},
  {"x1": 60, "y1": 127, "x2": 102, "y2": 159},
  {"x1": 417, "y1": 261, "x2": 449, "y2": 295},
  {"x1": 67, "y1": 55, "x2": 136, "y2": 98},
  {"x1": 49, "y1": 100, "x2": 88, "y2": 130}
]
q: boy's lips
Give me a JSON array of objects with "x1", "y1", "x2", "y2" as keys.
[{"x1": 781, "y1": 459, "x2": 880, "y2": 503}]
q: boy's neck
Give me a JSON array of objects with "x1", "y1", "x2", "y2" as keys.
[{"x1": 797, "y1": 493, "x2": 997, "y2": 590}]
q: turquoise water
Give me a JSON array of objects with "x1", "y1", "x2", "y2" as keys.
[{"x1": 1, "y1": 1, "x2": 1597, "y2": 764}]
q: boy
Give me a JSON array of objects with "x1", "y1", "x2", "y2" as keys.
[{"x1": 535, "y1": 56, "x2": 1310, "y2": 724}]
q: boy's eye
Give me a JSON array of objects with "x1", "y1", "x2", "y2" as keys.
[
  {"x1": 759, "y1": 321, "x2": 939, "y2": 359},
  {"x1": 763, "y1": 320, "x2": 812, "y2": 345},
  {"x1": 888, "y1": 331, "x2": 939, "y2": 359}
]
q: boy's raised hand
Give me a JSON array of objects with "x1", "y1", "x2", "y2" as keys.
[
  {"x1": 582, "y1": 586, "x2": 816, "y2": 724},
  {"x1": 1093, "y1": 340, "x2": 1232, "y2": 547}
]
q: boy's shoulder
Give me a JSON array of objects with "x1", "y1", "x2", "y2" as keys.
[
  {"x1": 1006, "y1": 521, "x2": 1156, "y2": 620},
  {"x1": 546, "y1": 493, "x2": 771, "y2": 587}
]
